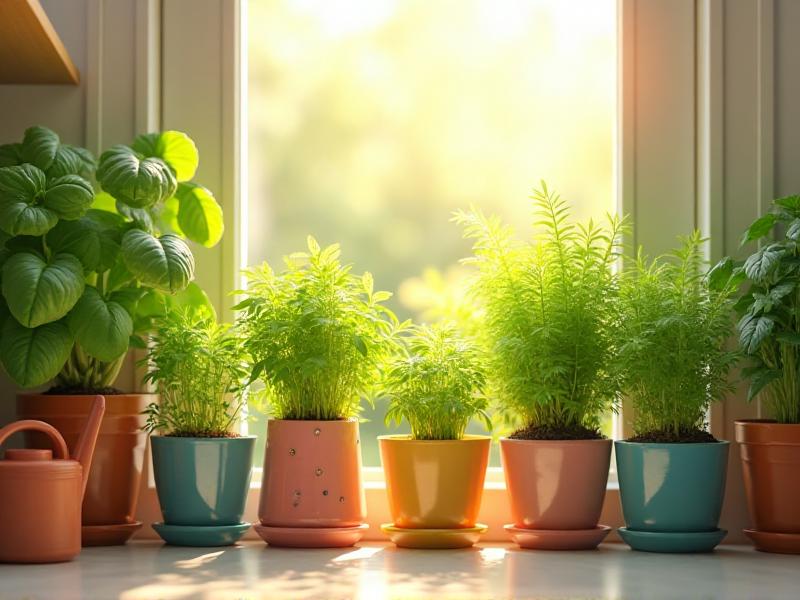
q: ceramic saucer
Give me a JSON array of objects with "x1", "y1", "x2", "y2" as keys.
[
  {"x1": 152, "y1": 522, "x2": 251, "y2": 547},
  {"x1": 744, "y1": 529, "x2": 800, "y2": 554},
  {"x1": 505, "y1": 524, "x2": 611, "y2": 550},
  {"x1": 381, "y1": 523, "x2": 488, "y2": 549},
  {"x1": 82, "y1": 521, "x2": 143, "y2": 546},
  {"x1": 254, "y1": 523, "x2": 368, "y2": 548},
  {"x1": 618, "y1": 527, "x2": 726, "y2": 553}
]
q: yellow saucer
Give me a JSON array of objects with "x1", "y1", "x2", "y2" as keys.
[{"x1": 381, "y1": 523, "x2": 488, "y2": 549}]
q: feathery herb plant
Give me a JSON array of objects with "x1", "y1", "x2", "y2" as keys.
[
  {"x1": 236, "y1": 236, "x2": 401, "y2": 421},
  {"x1": 615, "y1": 232, "x2": 739, "y2": 440},
  {"x1": 383, "y1": 323, "x2": 490, "y2": 440},
  {"x1": 142, "y1": 311, "x2": 247, "y2": 437},
  {"x1": 454, "y1": 183, "x2": 626, "y2": 437}
]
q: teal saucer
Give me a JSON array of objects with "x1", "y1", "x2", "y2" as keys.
[
  {"x1": 152, "y1": 522, "x2": 251, "y2": 547},
  {"x1": 618, "y1": 527, "x2": 726, "y2": 553}
]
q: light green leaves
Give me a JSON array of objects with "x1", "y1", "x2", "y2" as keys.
[
  {"x1": 0, "y1": 318, "x2": 74, "y2": 388},
  {"x1": 2, "y1": 252, "x2": 85, "y2": 328},
  {"x1": 68, "y1": 287, "x2": 133, "y2": 361},
  {"x1": 131, "y1": 131, "x2": 199, "y2": 182},
  {"x1": 21, "y1": 126, "x2": 60, "y2": 171},
  {"x1": 46, "y1": 209, "x2": 124, "y2": 272},
  {"x1": 96, "y1": 145, "x2": 177, "y2": 209},
  {"x1": 175, "y1": 183, "x2": 223, "y2": 247},
  {"x1": 121, "y1": 230, "x2": 194, "y2": 293}
]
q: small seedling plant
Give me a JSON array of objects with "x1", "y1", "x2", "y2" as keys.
[
  {"x1": 454, "y1": 183, "x2": 626, "y2": 439},
  {"x1": 143, "y1": 311, "x2": 247, "y2": 437},
  {"x1": 615, "y1": 232, "x2": 739, "y2": 442},
  {"x1": 383, "y1": 323, "x2": 491, "y2": 440},
  {"x1": 236, "y1": 236, "x2": 402, "y2": 421}
]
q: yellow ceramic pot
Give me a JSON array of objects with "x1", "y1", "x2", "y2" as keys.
[{"x1": 378, "y1": 435, "x2": 491, "y2": 529}]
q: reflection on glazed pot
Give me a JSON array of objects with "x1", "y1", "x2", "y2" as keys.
[
  {"x1": 615, "y1": 441, "x2": 728, "y2": 532},
  {"x1": 500, "y1": 438, "x2": 611, "y2": 530}
]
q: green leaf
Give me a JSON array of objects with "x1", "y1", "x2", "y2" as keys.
[
  {"x1": 776, "y1": 331, "x2": 800, "y2": 345},
  {"x1": 121, "y1": 230, "x2": 194, "y2": 293},
  {"x1": 131, "y1": 131, "x2": 199, "y2": 182},
  {"x1": 106, "y1": 257, "x2": 134, "y2": 292},
  {"x1": 0, "y1": 164, "x2": 58, "y2": 236},
  {"x1": 743, "y1": 245, "x2": 783, "y2": 283},
  {"x1": 774, "y1": 195, "x2": 800, "y2": 214},
  {"x1": 738, "y1": 314, "x2": 775, "y2": 354},
  {"x1": 707, "y1": 257, "x2": 734, "y2": 291},
  {"x1": 91, "y1": 191, "x2": 119, "y2": 213},
  {"x1": 175, "y1": 183, "x2": 223, "y2": 247},
  {"x1": 116, "y1": 200, "x2": 154, "y2": 232},
  {"x1": 46, "y1": 145, "x2": 95, "y2": 179},
  {"x1": 740, "y1": 213, "x2": 778, "y2": 246},
  {"x1": 786, "y1": 219, "x2": 800, "y2": 241},
  {"x1": 746, "y1": 368, "x2": 782, "y2": 403},
  {"x1": 96, "y1": 145, "x2": 177, "y2": 209},
  {"x1": 21, "y1": 126, "x2": 59, "y2": 171},
  {"x1": 2, "y1": 252, "x2": 85, "y2": 328},
  {"x1": 42, "y1": 174, "x2": 94, "y2": 220},
  {"x1": 0, "y1": 318, "x2": 73, "y2": 388},
  {"x1": 68, "y1": 286, "x2": 133, "y2": 361},
  {"x1": 46, "y1": 209, "x2": 124, "y2": 272},
  {"x1": 0, "y1": 143, "x2": 22, "y2": 167},
  {"x1": 165, "y1": 281, "x2": 216, "y2": 320},
  {"x1": 108, "y1": 287, "x2": 146, "y2": 315}
]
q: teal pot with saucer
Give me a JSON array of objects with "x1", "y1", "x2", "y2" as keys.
[
  {"x1": 615, "y1": 440, "x2": 729, "y2": 553},
  {"x1": 151, "y1": 435, "x2": 255, "y2": 546}
]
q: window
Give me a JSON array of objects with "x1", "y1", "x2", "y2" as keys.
[{"x1": 247, "y1": 0, "x2": 617, "y2": 466}]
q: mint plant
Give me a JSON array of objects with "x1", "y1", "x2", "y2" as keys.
[{"x1": 0, "y1": 126, "x2": 222, "y2": 390}]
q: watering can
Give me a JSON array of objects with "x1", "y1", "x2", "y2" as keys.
[{"x1": 0, "y1": 395, "x2": 105, "y2": 563}]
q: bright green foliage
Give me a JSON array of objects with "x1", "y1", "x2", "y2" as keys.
[
  {"x1": 732, "y1": 195, "x2": 800, "y2": 423},
  {"x1": 236, "y1": 236, "x2": 402, "y2": 421},
  {"x1": 383, "y1": 323, "x2": 490, "y2": 440},
  {"x1": 142, "y1": 311, "x2": 247, "y2": 436},
  {"x1": 615, "y1": 232, "x2": 739, "y2": 437},
  {"x1": 454, "y1": 183, "x2": 626, "y2": 433},
  {"x1": 0, "y1": 126, "x2": 222, "y2": 390}
]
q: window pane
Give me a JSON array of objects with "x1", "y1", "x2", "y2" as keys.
[{"x1": 247, "y1": 0, "x2": 617, "y2": 466}]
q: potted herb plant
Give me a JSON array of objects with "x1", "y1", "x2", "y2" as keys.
[
  {"x1": 378, "y1": 323, "x2": 491, "y2": 549},
  {"x1": 732, "y1": 195, "x2": 800, "y2": 554},
  {"x1": 454, "y1": 184, "x2": 625, "y2": 550},
  {"x1": 613, "y1": 233, "x2": 739, "y2": 553},
  {"x1": 1, "y1": 126, "x2": 223, "y2": 545},
  {"x1": 236, "y1": 236, "x2": 400, "y2": 548},
  {"x1": 143, "y1": 311, "x2": 253, "y2": 547}
]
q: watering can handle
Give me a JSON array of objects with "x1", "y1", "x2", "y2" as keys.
[{"x1": 0, "y1": 420, "x2": 70, "y2": 459}]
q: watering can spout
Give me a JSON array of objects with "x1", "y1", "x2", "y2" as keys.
[{"x1": 72, "y1": 395, "x2": 105, "y2": 497}]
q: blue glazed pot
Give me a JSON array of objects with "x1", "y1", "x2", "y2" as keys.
[
  {"x1": 615, "y1": 440, "x2": 729, "y2": 532},
  {"x1": 151, "y1": 436, "x2": 255, "y2": 526}
]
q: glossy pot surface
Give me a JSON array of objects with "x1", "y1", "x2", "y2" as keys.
[
  {"x1": 151, "y1": 435, "x2": 255, "y2": 526},
  {"x1": 615, "y1": 440, "x2": 729, "y2": 532},
  {"x1": 500, "y1": 438, "x2": 611, "y2": 530},
  {"x1": 259, "y1": 419, "x2": 365, "y2": 528},
  {"x1": 736, "y1": 420, "x2": 800, "y2": 533},
  {"x1": 379, "y1": 435, "x2": 490, "y2": 529}
]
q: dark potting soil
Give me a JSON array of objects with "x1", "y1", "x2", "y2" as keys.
[
  {"x1": 45, "y1": 386, "x2": 125, "y2": 396},
  {"x1": 509, "y1": 424, "x2": 605, "y2": 441},
  {"x1": 628, "y1": 428, "x2": 719, "y2": 443}
]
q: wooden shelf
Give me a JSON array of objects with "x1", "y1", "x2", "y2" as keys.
[{"x1": 0, "y1": 0, "x2": 79, "y2": 85}]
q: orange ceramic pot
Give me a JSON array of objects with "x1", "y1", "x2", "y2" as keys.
[
  {"x1": 17, "y1": 394, "x2": 152, "y2": 543},
  {"x1": 379, "y1": 435, "x2": 490, "y2": 529},
  {"x1": 500, "y1": 438, "x2": 611, "y2": 530},
  {"x1": 259, "y1": 419, "x2": 365, "y2": 528}
]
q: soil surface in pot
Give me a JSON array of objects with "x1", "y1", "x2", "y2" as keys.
[
  {"x1": 509, "y1": 424, "x2": 604, "y2": 440},
  {"x1": 628, "y1": 428, "x2": 718, "y2": 443},
  {"x1": 45, "y1": 386, "x2": 125, "y2": 396},
  {"x1": 165, "y1": 431, "x2": 242, "y2": 438}
]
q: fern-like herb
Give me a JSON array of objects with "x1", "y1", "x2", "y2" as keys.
[
  {"x1": 142, "y1": 312, "x2": 247, "y2": 437},
  {"x1": 383, "y1": 323, "x2": 491, "y2": 440},
  {"x1": 453, "y1": 183, "x2": 626, "y2": 435},
  {"x1": 615, "y1": 232, "x2": 739, "y2": 438},
  {"x1": 236, "y1": 236, "x2": 402, "y2": 421}
]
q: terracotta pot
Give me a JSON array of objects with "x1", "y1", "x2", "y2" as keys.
[
  {"x1": 379, "y1": 434, "x2": 490, "y2": 529},
  {"x1": 500, "y1": 438, "x2": 611, "y2": 530},
  {"x1": 258, "y1": 419, "x2": 365, "y2": 528},
  {"x1": 17, "y1": 394, "x2": 152, "y2": 540},
  {"x1": 735, "y1": 420, "x2": 800, "y2": 533}
]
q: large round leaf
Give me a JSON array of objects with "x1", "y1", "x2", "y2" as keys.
[
  {"x1": 0, "y1": 318, "x2": 73, "y2": 388},
  {"x1": 96, "y1": 145, "x2": 177, "y2": 209},
  {"x1": 43, "y1": 174, "x2": 94, "y2": 220},
  {"x1": 0, "y1": 143, "x2": 22, "y2": 167},
  {"x1": 121, "y1": 230, "x2": 194, "y2": 293},
  {"x1": 21, "y1": 126, "x2": 59, "y2": 171},
  {"x1": 2, "y1": 252, "x2": 85, "y2": 328},
  {"x1": 46, "y1": 145, "x2": 96, "y2": 179},
  {"x1": 68, "y1": 286, "x2": 133, "y2": 361},
  {"x1": 175, "y1": 182, "x2": 223, "y2": 247},
  {"x1": 0, "y1": 164, "x2": 57, "y2": 236},
  {"x1": 131, "y1": 131, "x2": 199, "y2": 182},
  {"x1": 46, "y1": 210, "x2": 124, "y2": 272}
]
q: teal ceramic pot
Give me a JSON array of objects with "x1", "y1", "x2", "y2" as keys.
[
  {"x1": 151, "y1": 436, "x2": 255, "y2": 526},
  {"x1": 615, "y1": 441, "x2": 729, "y2": 532}
]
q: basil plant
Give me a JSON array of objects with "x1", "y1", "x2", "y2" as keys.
[{"x1": 0, "y1": 126, "x2": 223, "y2": 390}]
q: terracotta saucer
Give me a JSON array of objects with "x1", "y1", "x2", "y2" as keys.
[
  {"x1": 381, "y1": 523, "x2": 488, "y2": 549},
  {"x1": 254, "y1": 523, "x2": 368, "y2": 548},
  {"x1": 82, "y1": 521, "x2": 143, "y2": 547},
  {"x1": 153, "y1": 522, "x2": 251, "y2": 547},
  {"x1": 504, "y1": 524, "x2": 611, "y2": 550},
  {"x1": 744, "y1": 529, "x2": 800, "y2": 554},
  {"x1": 618, "y1": 527, "x2": 726, "y2": 553}
]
